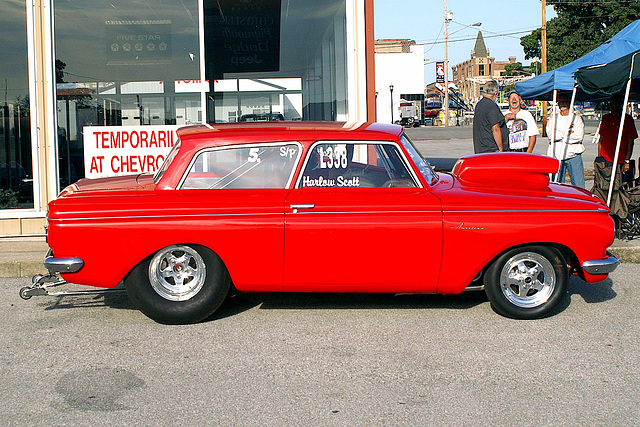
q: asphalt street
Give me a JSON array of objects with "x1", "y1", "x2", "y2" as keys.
[
  {"x1": 2, "y1": 263, "x2": 639, "y2": 425},
  {"x1": 406, "y1": 120, "x2": 604, "y2": 173}
]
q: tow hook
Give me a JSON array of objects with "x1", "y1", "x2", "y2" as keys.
[{"x1": 19, "y1": 273, "x2": 125, "y2": 300}]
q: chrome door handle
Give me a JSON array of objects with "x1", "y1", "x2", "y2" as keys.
[{"x1": 290, "y1": 204, "x2": 315, "y2": 213}]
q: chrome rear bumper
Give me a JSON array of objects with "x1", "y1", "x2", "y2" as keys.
[
  {"x1": 44, "y1": 250, "x2": 84, "y2": 274},
  {"x1": 582, "y1": 255, "x2": 619, "y2": 275}
]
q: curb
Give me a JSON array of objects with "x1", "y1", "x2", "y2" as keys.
[
  {"x1": 608, "y1": 246, "x2": 640, "y2": 264},
  {"x1": 0, "y1": 260, "x2": 45, "y2": 279}
]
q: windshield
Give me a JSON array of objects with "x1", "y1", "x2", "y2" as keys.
[
  {"x1": 400, "y1": 133, "x2": 439, "y2": 185},
  {"x1": 153, "y1": 140, "x2": 181, "y2": 184}
]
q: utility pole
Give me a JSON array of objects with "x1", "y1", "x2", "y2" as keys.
[
  {"x1": 541, "y1": 0, "x2": 548, "y2": 136},
  {"x1": 443, "y1": 0, "x2": 450, "y2": 127}
]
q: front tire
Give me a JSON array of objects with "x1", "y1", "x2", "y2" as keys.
[
  {"x1": 484, "y1": 246, "x2": 567, "y2": 319},
  {"x1": 125, "y1": 244, "x2": 229, "y2": 324}
]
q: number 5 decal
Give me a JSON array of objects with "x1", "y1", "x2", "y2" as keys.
[{"x1": 248, "y1": 148, "x2": 261, "y2": 163}]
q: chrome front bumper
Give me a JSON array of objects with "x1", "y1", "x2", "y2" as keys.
[
  {"x1": 44, "y1": 250, "x2": 84, "y2": 274},
  {"x1": 582, "y1": 255, "x2": 619, "y2": 275}
]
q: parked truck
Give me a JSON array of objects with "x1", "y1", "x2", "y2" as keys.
[{"x1": 399, "y1": 101, "x2": 422, "y2": 127}]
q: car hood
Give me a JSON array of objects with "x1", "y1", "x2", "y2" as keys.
[
  {"x1": 57, "y1": 174, "x2": 156, "y2": 197},
  {"x1": 441, "y1": 153, "x2": 609, "y2": 211}
]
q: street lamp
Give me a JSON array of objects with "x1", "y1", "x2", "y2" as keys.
[
  {"x1": 389, "y1": 84, "x2": 394, "y2": 124},
  {"x1": 443, "y1": 6, "x2": 481, "y2": 127},
  {"x1": 375, "y1": 90, "x2": 378, "y2": 115}
]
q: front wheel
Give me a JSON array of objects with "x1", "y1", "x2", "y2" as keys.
[
  {"x1": 484, "y1": 246, "x2": 567, "y2": 319},
  {"x1": 125, "y1": 244, "x2": 229, "y2": 324}
]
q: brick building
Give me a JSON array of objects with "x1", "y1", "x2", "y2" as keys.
[{"x1": 451, "y1": 31, "x2": 516, "y2": 103}]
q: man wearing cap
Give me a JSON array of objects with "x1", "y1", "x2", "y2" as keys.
[
  {"x1": 504, "y1": 90, "x2": 539, "y2": 153},
  {"x1": 473, "y1": 80, "x2": 511, "y2": 153}
]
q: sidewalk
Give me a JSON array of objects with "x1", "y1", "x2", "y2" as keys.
[
  {"x1": 0, "y1": 237, "x2": 50, "y2": 278},
  {"x1": 1, "y1": 232, "x2": 638, "y2": 279}
]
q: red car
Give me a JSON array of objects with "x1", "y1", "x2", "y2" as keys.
[{"x1": 25, "y1": 122, "x2": 618, "y2": 323}]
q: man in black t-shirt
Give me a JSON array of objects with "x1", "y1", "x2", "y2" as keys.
[{"x1": 472, "y1": 80, "x2": 513, "y2": 153}]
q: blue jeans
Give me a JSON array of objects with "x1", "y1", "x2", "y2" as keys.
[{"x1": 557, "y1": 154, "x2": 585, "y2": 188}]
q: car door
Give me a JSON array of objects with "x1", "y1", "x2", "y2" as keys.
[
  {"x1": 178, "y1": 141, "x2": 302, "y2": 291},
  {"x1": 283, "y1": 141, "x2": 443, "y2": 293}
]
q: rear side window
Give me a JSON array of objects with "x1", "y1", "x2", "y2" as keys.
[
  {"x1": 153, "y1": 141, "x2": 181, "y2": 184},
  {"x1": 298, "y1": 142, "x2": 418, "y2": 188},
  {"x1": 181, "y1": 143, "x2": 301, "y2": 189}
]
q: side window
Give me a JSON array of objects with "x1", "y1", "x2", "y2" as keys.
[
  {"x1": 181, "y1": 143, "x2": 300, "y2": 189},
  {"x1": 299, "y1": 142, "x2": 417, "y2": 188}
]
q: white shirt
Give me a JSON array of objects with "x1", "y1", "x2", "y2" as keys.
[
  {"x1": 504, "y1": 109, "x2": 539, "y2": 150},
  {"x1": 546, "y1": 112, "x2": 585, "y2": 160}
]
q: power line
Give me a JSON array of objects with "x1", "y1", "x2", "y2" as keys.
[
  {"x1": 424, "y1": 22, "x2": 444, "y2": 54},
  {"x1": 420, "y1": 30, "x2": 535, "y2": 46}
]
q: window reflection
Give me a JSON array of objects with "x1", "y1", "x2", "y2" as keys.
[
  {"x1": 53, "y1": 0, "x2": 200, "y2": 188},
  {"x1": 53, "y1": 0, "x2": 348, "y2": 188},
  {"x1": 206, "y1": 0, "x2": 348, "y2": 123},
  {"x1": 1, "y1": 0, "x2": 33, "y2": 209}
]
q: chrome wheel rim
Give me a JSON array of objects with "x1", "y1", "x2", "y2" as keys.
[
  {"x1": 499, "y1": 252, "x2": 556, "y2": 309},
  {"x1": 149, "y1": 245, "x2": 206, "y2": 301}
]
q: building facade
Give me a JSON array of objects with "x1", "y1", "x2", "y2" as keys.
[
  {"x1": 451, "y1": 31, "x2": 516, "y2": 103},
  {"x1": 0, "y1": 0, "x2": 376, "y2": 235},
  {"x1": 374, "y1": 39, "x2": 425, "y2": 124}
]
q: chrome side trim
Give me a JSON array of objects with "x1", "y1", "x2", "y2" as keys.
[
  {"x1": 289, "y1": 210, "x2": 441, "y2": 215},
  {"x1": 444, "y1": 208, "x2": 610, "y2": 213},
  {"x1": 463, "y1": 284, "x2": 485, "y2": 292},
  {"x1": 47, "y1": 212, "x2": 284, "y2": 222},
  {"x1": 44, "y1": 255, "x2": 84, "y2": 274},
  {"x1": 582, "y1": 256, "x2": 619, "y2": 275},
  {"x1": 48, "y1": 207, "x2": 605, "y2": 222}
]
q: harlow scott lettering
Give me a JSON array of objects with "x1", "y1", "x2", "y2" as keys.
[
  {"x1": 302, "y1": 175, "x2": 335, "y2": 187},
  {"x1": 302, "y1": 175, "x2": 361, "y2": 188}
]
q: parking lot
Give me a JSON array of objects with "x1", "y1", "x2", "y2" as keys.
[
  {"x1": 406, "y1": 120, "x2": 603, "y2": 165},
  {"x1": 2, "y1": 263, "x2": 639, "y2": 425}
]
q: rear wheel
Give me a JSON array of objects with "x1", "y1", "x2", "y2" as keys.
[
  {"x1": 484, "y1": 246, "x2": 567, "y2": 319},
  {"x1": 125, "y1": 244, "x2": 229, "y2": 324}
]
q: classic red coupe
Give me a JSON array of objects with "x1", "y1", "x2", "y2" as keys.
[{"x1": 22, "y1": 122, "x2": 618, "y2": 323}]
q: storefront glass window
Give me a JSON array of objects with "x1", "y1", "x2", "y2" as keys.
[
  {"x1": 53, "y1": 0, "x2": 349, "y2": 188},
  {"x1": 0, "y1": 0, "x2": 33, "y2": 209},
  {"x1": 205, "y1": 0, "x2": 347, "y2": 123},
  {"x1": 53, "y1": 0, "x2": 201, "y2": 188}
]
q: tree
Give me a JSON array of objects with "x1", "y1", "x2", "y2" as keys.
[
  {"x1": 521, "y1": 1, "x2": 640, "y2": 70},
  {"x1": 503, "y1": 62, "x2": 538, "y2": 77},
  {"x1": 55, "y1": 59, "x2": 66, "y2": 83},
  {"x1": 503, "y1": 62, "x2": 524, "y2": 76}
]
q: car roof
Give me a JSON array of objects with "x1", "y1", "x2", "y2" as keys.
[{"x1": 176, "y1": 122, "x2": 404, "y2": 150}]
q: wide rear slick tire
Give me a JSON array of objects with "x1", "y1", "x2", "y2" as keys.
[
  {"x1": 125, "y1": 244, "x2": 229, "y2": 324},
  {"x1": 484, "y1": 246, "x2": 567, "y2": 320}
]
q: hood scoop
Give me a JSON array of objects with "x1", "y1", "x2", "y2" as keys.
[{"x1": 452, "y1": 153, "x2": 559, "y2": 190}]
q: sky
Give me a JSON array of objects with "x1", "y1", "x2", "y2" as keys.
[{"x1": 374, "y1": 0, "x2": 557, "y2": 84}]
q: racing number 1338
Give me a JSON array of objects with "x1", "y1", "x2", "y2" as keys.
[{"x1": 319, "y1": 145, "x2": 347, "y2": 169}]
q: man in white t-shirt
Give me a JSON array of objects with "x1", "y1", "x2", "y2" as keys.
[
  {"x1": 503, "y1": 90, "x2": 539, "y2": 153},
  {"x1": 546, "y1": 92, "x2": 586, "y2": 188}
]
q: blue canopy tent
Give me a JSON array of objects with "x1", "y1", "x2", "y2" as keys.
[
  {"x1": 515, "y1": 19, "x2": 640, "y2": 101},
  {"x1": 575, "y1": 50, "x2": 640, "y2": 206},
  {"x1": 512, "y1": 20, "x2": 640, "y2": 204}
]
